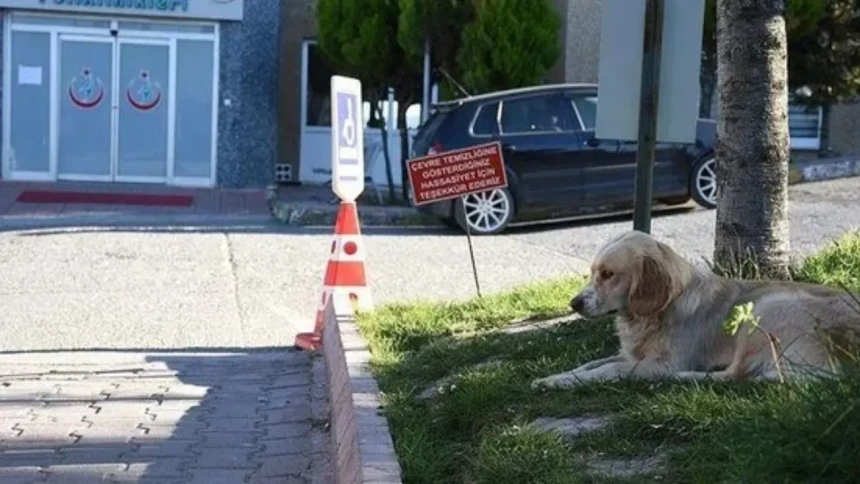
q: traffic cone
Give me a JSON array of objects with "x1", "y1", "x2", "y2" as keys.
[{"x1": 294, "y1": 201, "x2": 372, "y2": 351}]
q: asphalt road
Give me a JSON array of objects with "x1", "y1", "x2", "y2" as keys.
[{"x1": 0, "y1": 178, "x2": 856, "y2": 352}]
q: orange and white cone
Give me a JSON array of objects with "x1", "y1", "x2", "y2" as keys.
[{"x1": 294, "y1": 201, "x2": 372, "y2": 351}]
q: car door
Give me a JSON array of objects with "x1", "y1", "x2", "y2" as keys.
[
  {"x1": 615, "y1": 139, "x2": 691, "y2": 201},
  {"x1": 497, "y1": 91, "x2": 584, "y2": 215},
  {"x1": 564, "y1": 92, "x2": 626, "y2": 207}
]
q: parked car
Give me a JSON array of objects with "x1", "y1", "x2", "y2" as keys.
[{"x1": 409, "y1": 83, "x2": 718, "y2": 235}]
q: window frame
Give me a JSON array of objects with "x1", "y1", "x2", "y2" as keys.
[{"x1": 468, "y1": 101, "x2": 501, "y2": 138}]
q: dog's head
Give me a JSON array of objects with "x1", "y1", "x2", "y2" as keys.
[{"x1": 570, "y1": 230, "x2": 692, "y2": 321}]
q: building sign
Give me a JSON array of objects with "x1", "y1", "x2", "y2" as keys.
[{"x1": 0, "y1": 0, "x2": 243, "y2": 21}]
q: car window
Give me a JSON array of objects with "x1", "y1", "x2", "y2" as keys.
[
  {"x1": 571, "y1": 95, "x2": 598, "y2": 130},
  {"x1": 500, "y1": 93, "x2": 578, "y2": 134},
  {"x1": 471, "y1": 101, "x2": 499, "y2": 136}
]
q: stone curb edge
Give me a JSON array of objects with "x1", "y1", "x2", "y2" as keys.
[
  {"x1": 266, "y1": 189, "x2": 443, "y2": 229},
  {"x1": 788, "y1": 157, "x2": 860, "y2": 185},
  {"x1": 269, "y1": 157, "x2": 859, "y2": 227},
  {"x1": 321, "y1": 293, "x2": 404, "y2": 484}
]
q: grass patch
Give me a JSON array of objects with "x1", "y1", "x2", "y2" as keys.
[{"x1": 357, "y1": 230, "x2": 860, "y2": 483}]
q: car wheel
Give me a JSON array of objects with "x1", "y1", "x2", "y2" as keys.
[
  {"x1": 690, "y1": 156, "x2": 718, "y2": 209},
  {"x1": 454, "y1": 188, "x2": 515, "y2": 235}
]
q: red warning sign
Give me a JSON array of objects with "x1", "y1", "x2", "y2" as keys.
[{"x1": 407, "y1": 141, "x2": 508, "y2": 206}]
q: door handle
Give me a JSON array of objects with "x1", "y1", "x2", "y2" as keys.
[
  {"x1": 582, "y1": 137, "x2": 600, "y2": 148},
  {"x1": 502, "y1": 143, "x2": 518, "y2": 151}
]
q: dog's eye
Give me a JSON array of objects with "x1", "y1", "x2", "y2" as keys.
[{"x1": 600, "y1": 270, "x2": 615, "y2": 280}]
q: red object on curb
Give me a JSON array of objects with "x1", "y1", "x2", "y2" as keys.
[{"x1": 294, "y1": 201, "x2": 373, "y2": 351}]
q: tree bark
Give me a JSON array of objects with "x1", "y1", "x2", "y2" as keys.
[
  {"x1": 714, "y1": 0, "x2": 791, "y2": 279},
  {"x1": 397, "y1": 101, "x2": 413, "y2": 203},
  {"x1": 371, "y1": 98, "x2": 396, "y2": 203}
]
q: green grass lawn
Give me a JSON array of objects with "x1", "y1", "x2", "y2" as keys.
[{"x1": 357, "y1": 230, "x2": 860, "y2": 484}]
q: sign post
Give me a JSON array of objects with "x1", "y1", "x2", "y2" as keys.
[
  {"x1": 330, "y1": 75, "x2": 364, "y2": 202},
  {"x1": 406, "y1": 141, "x2": 509, "y2": 298},
  {"x1": 595, "y1": 0, "x2": 706, "y2": 233}
]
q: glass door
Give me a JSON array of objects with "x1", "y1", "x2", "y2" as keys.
[
  {"x1": 57, "y1": 35, "x2": 114, "y2": 180},
  {"x1": 116, "y1": 39, "x2": 171, "y2": 181}
]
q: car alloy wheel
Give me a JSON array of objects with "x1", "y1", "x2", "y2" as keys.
[
  {"x1": 457, "y1": 188, "x2": 513, "y2": 235},
  {"x1": 693, "y1": 157, "x2": 718, "y2": 208}
]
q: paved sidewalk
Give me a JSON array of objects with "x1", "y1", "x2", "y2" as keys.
[{"x1": 0, "y1": 350, "x2": 330, "y2": 484}]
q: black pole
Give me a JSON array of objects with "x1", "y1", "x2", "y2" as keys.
[
  {"x1": 632, "y1": 0, "x2": 665, "y2": 234},
  {"x1": 462, "y1": 197, "x2": 482, "y2": 298}
]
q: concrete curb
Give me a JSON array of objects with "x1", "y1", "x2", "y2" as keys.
[
  {"x1": 268, "y1": 197, "x2": 443, "y2": 228},
  {"x1": 321, "y1": 293, "x2": 403, "y2": 484},
  {"x1": 788, "y1": 156, "x2": 860, "y2": 185}
]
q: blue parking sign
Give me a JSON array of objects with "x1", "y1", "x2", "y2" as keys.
[{"x1": 330, "y1": 76, "x2": 364, "y2": 202}]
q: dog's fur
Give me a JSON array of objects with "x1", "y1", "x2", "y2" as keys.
[{"x1": 532, "y1": 230, "x2": 860, "y2": 390}]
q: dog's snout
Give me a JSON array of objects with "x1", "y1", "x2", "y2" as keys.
[{"x1": 570, "y1": 295, "x2": 585, "y2": 313}]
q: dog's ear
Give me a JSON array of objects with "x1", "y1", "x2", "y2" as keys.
[{"x1": 627, "y1": 254, "x2": 674, "y2": 319}]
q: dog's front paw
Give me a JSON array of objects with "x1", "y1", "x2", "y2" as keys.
[{"x1": 530, "y1": 374, "x2": 579, "y2": 391}]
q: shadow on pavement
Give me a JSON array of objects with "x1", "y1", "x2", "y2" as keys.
[{"x1": 0, "y1": 349, "x2": 325, "y2": 483}]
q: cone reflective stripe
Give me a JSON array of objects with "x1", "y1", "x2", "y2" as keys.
[{"x1": 295, "y1": 201, "x2": 372, "y2": 351}]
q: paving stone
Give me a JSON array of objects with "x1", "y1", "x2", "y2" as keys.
[
  {"x1": 197, "y1": 431, "x2": 260, "y2": 448},
  {"x1": 187, "y1": 469, "x2": 252, "y2": 484},
  {"x1": 249, "y1": 476, "x2": 306, "y2": 484},
  {"x1": 124, "y1": 439, "x2": 197, "y2": 458},
  {"x1": 265, "y1": 373, "x2": 311, "y2": 389},
  {"x1": 123, "y1": 458, "x2": 192, "y2": 478},
  {"x1": 202, "y1": 417, "x2": 262, "y2": 432},
  {"x1": 203, "y1": 402, "x2": 263, "y2": 419},
  {"x1": 262, "y1": 423, "x2": 311, "y2": 440},
  {"x1": 0, "y1": 466, "x2": 47, "y2": 482},
  {"x1": 7, "y1": 423, "x2": 80, "y2": 448},
  {"x1": 0, "y1": 405, "x2": 40, "y2": 418},
  {"x1": 255, "y1": 454, "x2": 311, "y2": 477},
  {"x1": 262, "y1": 406, "x2": 312, "y2": 424},
  {"x1": 90, "y1": 401, "x2": 160, "y2": 419},
  {"x1": 58, "y1": 445, "x2": 134, "y2": 464},
  {"x1": 138, "y1": 420, "x2": 206, "y2": 440},
  {"x1": 0, "y1": 449, "x2": 62, "y2": 467},
  {"x1": 266, "y1": 387, "x2": 311, "y2": 401},
  {"x1": 188, "y1": 448, "x2": 255, "y2": 469},
  {"x1": 160, "y1": 384, "x2": 210, "y2": 399},
  {"x1": 150, "y1": 399, "x2": 204, "y2": 412},
  {"x1": 43, "y1": 463, "x2": 126, "y2": 483},
  {"x1": 259, "y1": 436, "x2": 311, "y2": 456},
  {"x1": 29, "y1": 408, "x2": 92, "y2": 425}
]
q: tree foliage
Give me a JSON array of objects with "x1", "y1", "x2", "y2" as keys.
[
  {"x1": 457, "y1": 0, "x2": 561, "y2": 94},
  {"x1": 786, "y1": 0, "x2": 860, "y2": 107},
  {"x1": 702, "y1": 0, "x2": 860, "y2": 110},
  {"x1": 316, "y1": 0, "x2": 406, "y2": 200}
]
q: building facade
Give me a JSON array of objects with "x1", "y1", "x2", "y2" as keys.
[
  {"x1": 1, "y1": 0, "x2": 280, "y2": 189},
  {"x1": 2, "y1": 0, "x2": 857, "y2": 192}
]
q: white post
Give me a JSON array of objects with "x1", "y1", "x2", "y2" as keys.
[{"x1": 421, "y1": 38, "x2": 431, "y2": 123}]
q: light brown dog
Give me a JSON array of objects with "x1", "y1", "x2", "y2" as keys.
[{"x1": 532, "y1": 230, "x2": 860, "y2": 390}]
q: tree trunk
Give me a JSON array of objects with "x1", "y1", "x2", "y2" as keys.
[
  {"x1": 397, "y1": 103, "x2": 412, "y2": 203},
  {"x1": 372, "y1": 99, "x2": 396, "y2": 202},
  {"x1": 818, "y1": 103, "x2": 832, "y2": 158},
  {"x1": 713, "y1": 0, "x2": 791, "y2": 280}
]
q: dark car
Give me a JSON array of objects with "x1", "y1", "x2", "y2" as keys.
[{"x1": 409, "y1": 83, "x2": 718, "y2": 234}]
